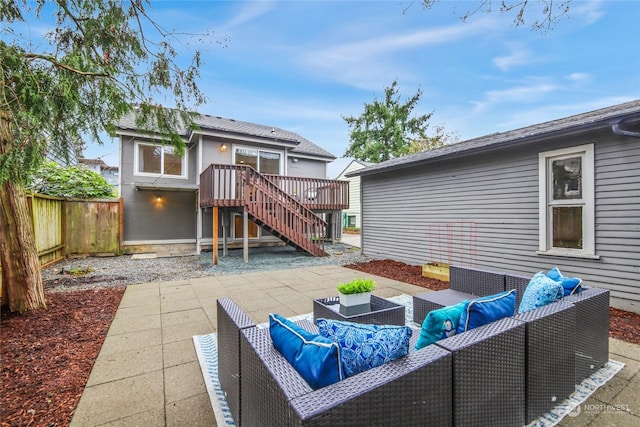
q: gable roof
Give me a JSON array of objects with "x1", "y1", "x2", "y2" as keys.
[
  {"x1": 349, "y1": 99, "x2": 640, "y2": 178},
  {"x1": 116, "y1": 111, "x2": 336, "y2": 160},
  {"x1": 335, "y1": 159, "x2": 375, "y2": 179}
]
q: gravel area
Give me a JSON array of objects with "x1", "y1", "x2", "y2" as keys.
[{"x1": 42, "y1": 242, "x2": 372, "y2": 291}]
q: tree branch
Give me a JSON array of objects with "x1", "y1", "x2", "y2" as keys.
[{"x1": 22, "y1": 53, "x2": 109, "y2": 77}]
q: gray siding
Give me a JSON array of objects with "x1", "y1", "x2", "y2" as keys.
[
  {"x1": 288, "y1": 158, "x2": 327, "y2": 178},
  {"x1": 122, "y1": 186, "x2": 196, "y2": 241},
  {"x1": 120, "y1": 136, "x2": 198, "y2": 242},
  {"x1": 337, "y1": 161, "x2": 367, "y2": 228},
  {"x1": 361, "y1": 131, "x2": 640, "y2": 311}
]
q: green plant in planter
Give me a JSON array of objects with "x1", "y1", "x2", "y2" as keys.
[{"x1": 337, "y1": 278, "x2": 376, "y2": 295}]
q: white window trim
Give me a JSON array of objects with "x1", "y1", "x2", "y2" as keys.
[
  {"x1": 133, "y1": 141, "x2": 188, "y2": 179},
  {"x1": 538, "y1": 143, "x2": 598, "y2": 259}
]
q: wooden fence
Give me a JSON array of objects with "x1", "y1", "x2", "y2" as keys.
[{"x1": 29, "y1": 194, "x2": 123, "y2": 265}]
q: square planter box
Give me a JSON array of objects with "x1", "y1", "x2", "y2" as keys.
[
  {"x1": 422, "y1": 262, "x2": 450, "y2": 282},
  {"x1": 339, "y1": 291, "x2": 372, "y2": 316}
]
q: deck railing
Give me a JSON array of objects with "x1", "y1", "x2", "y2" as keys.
[
  {"x1": 199, "y1": 164, "x2": 349, "y2": 210},
  {"x1": 264, "y1": 174, "x2": 349, "y2": 210},
  {"x1": 199, "y1": 164, "x2": 336, "y2": 256}
]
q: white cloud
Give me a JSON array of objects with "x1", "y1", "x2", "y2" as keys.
[
  {"x1": 299, "y1": 18, "x2": 499, "y2": 89},
  {"x1": 571, "y1": 0, "x2": 605, "y2": 25},
  {"x1": 221, "y1": 1, "x2": 276, "y2": 31},
  {"x1": 566, "y1": 72, "x2": 592, "y2": 86},
  {"x1": 493, "y1": 45, "x2": 537, "y2": 71},
  {"x1": 472, "y1": 80, "x2": 559, "y2": 112}
]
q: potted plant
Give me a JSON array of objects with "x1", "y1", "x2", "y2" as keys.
[{"x1": 337, "y1": 278, "x2": 376, "y2": 309}]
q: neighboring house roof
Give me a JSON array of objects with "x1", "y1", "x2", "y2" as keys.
[
  {"x1": 79, "y1": 158, "x2": 108, "y2": 167},
  {"x1": 348, "y1": 99, "x2": 640, "y2": 178},
  {"x1": 116, "y1": 111, "x2": 336, "y2": 160},
  {"x1": 335, "y1": 159, "x2": 375, "y2": 179}
]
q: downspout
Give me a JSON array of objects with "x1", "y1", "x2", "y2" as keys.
[{"x1": 612, "y1": 119, "x2": 640, "y2": 138}]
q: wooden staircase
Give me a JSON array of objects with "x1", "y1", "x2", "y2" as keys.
[{"x1": 200, "y1": 164, "x2": 327, "y2": 257}]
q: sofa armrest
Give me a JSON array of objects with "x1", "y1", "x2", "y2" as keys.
[
  {"x1": 515, "y1": 301, "x2": 576, "y2": 422},
  {"x1": 563, "y1": 287, "x2": 610, "y2": 383},
  {"x1": 216, "y1": 297, "x2": 256, "y2": 426},
  {"x1": 241, "y1": 325, "x2": 452, "y2": 426},
  {"x1": 450, "y1": 265, "x2": 506, "y2": 296},
  {"x1": 436, "y1": 316, "x2": 526, "y2": 427}
]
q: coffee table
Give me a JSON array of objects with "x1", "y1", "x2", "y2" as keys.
[{"x1": 313, "y1": 295, "x2": 405, "y2": 326}]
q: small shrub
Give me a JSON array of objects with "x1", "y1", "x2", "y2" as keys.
[{"x1": 337, "y1": 278, "x2": 376, "y2": 295}]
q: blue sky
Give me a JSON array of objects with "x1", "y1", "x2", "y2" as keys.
[{"x1": 82, "y1": 0, "x2": 640, "y2": 178}]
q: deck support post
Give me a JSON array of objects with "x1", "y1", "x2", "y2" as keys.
[
  {"x1": 213, "y1": 206, "x2": 219, "y2": 265},
  {"x1": 243, "y1": 209, "x2": 249, "y2": 263},
  {"x1": 222, "y1": 211, "x2": 228, "y2": 257}
]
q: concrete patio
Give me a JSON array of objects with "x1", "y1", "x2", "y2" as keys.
[{"x1": 70, "y1": 265, "x2": 639, "y2": 426}]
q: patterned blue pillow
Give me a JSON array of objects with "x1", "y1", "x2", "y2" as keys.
[
  {"x1": 518, "y1": 272, "x2": 564, "y2": 314},
  {"x1": 457, "y1": 290, "x2": 517, "y2": 333},
  {"x1": 316, "y1": 318, "x2": 412, "y2": 378},
  {"x1": 546, "y1": 267, "x2": 582, "y2": 296},
  {"x1": 269, "y1": 314, "x2": 343, "y2": 389},
  {"x1": 415, "y1": 300, "x2": 467, "y2": 350}
]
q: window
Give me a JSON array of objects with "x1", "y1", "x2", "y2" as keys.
[
  {"x1": 135, "y1": 142, "x2": 186, "y2": 177},
  {"x1": 538, "y1": 144, "x2": 596, "y2": 258},
  {"x1": 234, "y1": 147, "x2": 281, "y2": 175}
]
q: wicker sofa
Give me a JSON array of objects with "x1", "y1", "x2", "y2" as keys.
[
  {"x1": 415, "y1": 265, "x2": 609, "y2": 424},
  {"x1": 218, "y1": 297, "x2": 528, "y2": 426},
  {"x1": 216, "y1": 266, "x2": 609, "y2": 426}
]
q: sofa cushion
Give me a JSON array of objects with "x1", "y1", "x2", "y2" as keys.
[
  {"x1": 457, "y1": 290, "x2": 517, "y2": 333},
  {"x1": 415, "y1": 300, "x2": 468, "y2": 350},
  {"x1": 546, "y1": 266, "x2": 583, "y2": 296},
  {"x1": 269, "y1": 314, "x2": 343, "y2": 389},
  {"x1": 316, "y1": 318, "x2": 412, "y2": 378},
  {"x1": 518, "y1": 272, "x2": 564, "y2": 314}
]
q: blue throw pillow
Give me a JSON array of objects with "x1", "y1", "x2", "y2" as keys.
[
  {"x1": 457, "y1": 290, "x2": 517, "y2": 333},
  {"x1": 316, "y1": 318, "x2": 412, "y2": 378},
  {"x1": 269, "y1": 314, "x2": 343, "y2": 389},
  {"x1": 518, "y1": 272, "x2": 564, "y2": 314},
  {"x1": 415, "y1": 300, "x2": 468, "y2": 350},
  {"x1": 546, "y1": 267, "x2": 582, "y2": 296}
]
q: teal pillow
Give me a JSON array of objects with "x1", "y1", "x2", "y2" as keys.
[
  {"x1": 518, "y1": 272, "x2": 564, "y2": 314},
  {"x1": 316, "y1": 318, "x2": 412, "y2": 378},
  {"x1": 269, "y1": 314, "x2": 343, "y2": 389},
  {"x1": 546, "y1": 267, "x2": 582, "y2": 296},
  {"x1": 457, "y1": 290, "x2": 517, "y2": 333},
  {"x1": 415, "y1": 301, "x2": 468, "y2": 350}
]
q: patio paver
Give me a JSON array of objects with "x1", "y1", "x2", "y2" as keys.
[{"x1": 70, "y1": 265, "x2": 640, "y2": 426}]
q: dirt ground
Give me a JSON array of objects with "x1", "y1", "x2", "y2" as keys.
[{"x1": 2, "y1": 259, "x2": 639, "y2": 427}]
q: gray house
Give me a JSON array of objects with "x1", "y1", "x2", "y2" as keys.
[
  {"x1": 349, "y1": 100, "x2": 640, "y2": 313},
  {"x1": 335, "y1": 159, "x2": 374, "y2": 228},
  {"x1": 116, "y1": 113, "x2": 348, "y2": 258}
]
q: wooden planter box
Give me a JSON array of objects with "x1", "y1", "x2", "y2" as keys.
[{"x1": 422, "y1": 262, "x2": 450, "y2": 282}]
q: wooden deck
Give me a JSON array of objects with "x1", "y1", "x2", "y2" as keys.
[{"x1": 199, "y1": 164, "x2": 349, "y2": 257}]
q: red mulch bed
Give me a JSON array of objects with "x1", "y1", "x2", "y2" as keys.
[
  {"x1": 1, "y1": 288, "x2": 124, "y2": 427},
  {"x1": 347, "y1": 259, "x2": 640, "y2": 345},
  {"x1": 1, "y1": 259, "x2": 639, "y2": 426}
]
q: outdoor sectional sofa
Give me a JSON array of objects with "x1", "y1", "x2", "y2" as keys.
[{"x1": 216, "y1": 265, "x2": 610, "y2": 427}]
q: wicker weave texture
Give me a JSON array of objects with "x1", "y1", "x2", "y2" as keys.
[
  {"x1": 313, "y1": 295, "x2": 405, "y2": 326},
  {"x1": 449, "y1": 265, "x2": 506, "y2": 295},
  {"x1": 516, "y1": 302, "x2": 576, "y2": 423},
  {"x1": 216, "y1": 298, "x2": 256, "y2": 426},
  {"x1": 437, "y1": 317, "x2": 526, "y2": 427},
  {"x1": 240, "y1": 325, "x2": 453, "y2": 426},
  {"x1": 412, "y1": 289, "x2": 474, "y2": 324},
  {"x1": 505, "y1": 274, "x2": 531, "y2": 308},
  {"x1": 563, "y1": 287, "x2": 610, "y2": 384}
]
